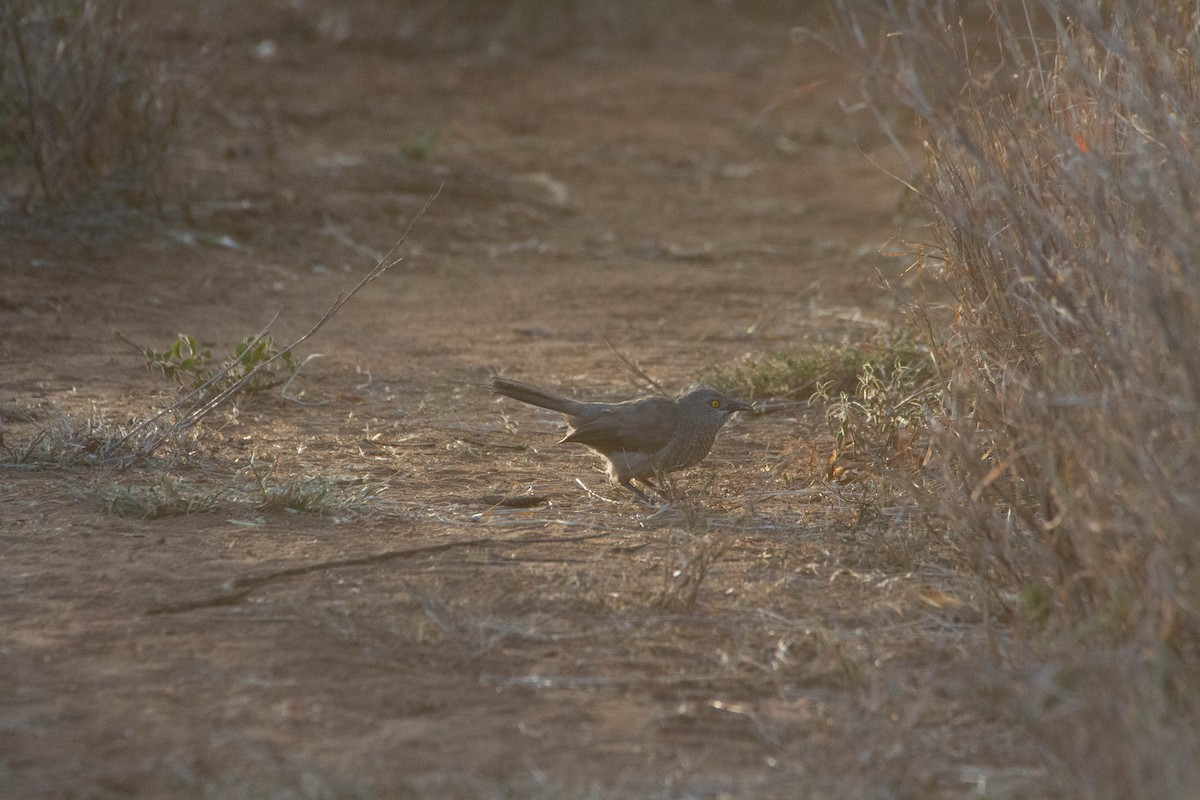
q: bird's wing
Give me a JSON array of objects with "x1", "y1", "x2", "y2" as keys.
[{"x1": 562, "y1": 397, "x2": 678, "y2": 454}]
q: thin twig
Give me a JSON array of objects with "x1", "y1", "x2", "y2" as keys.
[
  {"x1": 601, "y1": 335, "x2": 667, "y2": 396},
  {"x1": 146, "y1": 533, "x2": 492, "y2": 614},
  {"x1": 118, "y1": 187, "x2": 441, "y2": 459},
  {"x1": 112, "y1": 312, "x2": 279, "y2": 455},
  {"x1": 280, "y1": 353, "x2": 326, "y2": 405},
  {"x1": 575, "y1": 477, "x2": 621, "y2": 504},
  {"x1": 145, "y1": 528, "x2": 613, "y2": 614},
  {"x1": 321, "y1": 212, "x2": 388, "y2": 263}
]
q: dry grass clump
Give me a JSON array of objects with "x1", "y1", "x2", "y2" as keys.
[
  {"x1": 882, "y1": 0, "x2": 1200, "y2": 652},
  {"x1": 2, "y1": 406, "x2": 203, "y2": 469},
  {"x1": 72, "y1": 475, "x2": 222, "y2": 519},
  {"x1": 69, "y1": 466, "x2": 382, "y2": 521},
  {"x1": 242, "y1": 460, "x2": 383, "y2": 518},
  {"x1": 818, "y1": 340, "x2": 939, "y2": 482},
  {"x1": 700, "y1": 331, "x2": 935, "y2": 403},
  {"x1": 0, "y1": 0, "x2": 183, "y2": 212},
  {"x1": 701, "y1": 344, "x2": 872, "y2": 402},
  {"x1": 842, "y1": 1, "x2": 1200, "y2": 795}
]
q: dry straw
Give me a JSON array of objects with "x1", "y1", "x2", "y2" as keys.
[
  {"x1": 1, "y1": 0, "x2": 184, "y2": 211},
  {"x1": 839, "y1": 1, "x2": 1200, "y2": 794}
]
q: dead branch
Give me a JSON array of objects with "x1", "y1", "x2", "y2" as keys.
[
  {"x1": 145, "y1": 528, "x2": 612, "y2": 615},
  {"x1": 602, "y1": 334, "x2": 667, "y2": 396},
  {"x1": 116, "y1": 187, "x2": 441, "y2": 460}
]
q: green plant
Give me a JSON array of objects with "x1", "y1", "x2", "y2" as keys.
[
  {"x1": 701, "y1": 347, "x2": 865, "y2": 402},
  {"x1": 243, "y1": 459, "x2": 381, "y2": 518},
  {"x1": 820, "y1": 351, "x2": 940, "y2": 479},
  {"x1": 142, "y1": 334, "x2": 212, "y2": 385},
  {"x1": 97, "y1": 191, "x2": 435, "y2": 466},
  {"x1": 701, "y1": 333, "x2": 933, "y2": 404},
  {"x1": 141, "y1": 333, "x2": 298, "y2": 395}
]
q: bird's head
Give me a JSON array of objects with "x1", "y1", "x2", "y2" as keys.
[{"x1": 681, "y1": 389, "x2": 754, "y2": 417}]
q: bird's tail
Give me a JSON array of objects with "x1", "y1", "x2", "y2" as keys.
[{"x1": 490, "y1": 377, "x2": 585, "y2": 415}]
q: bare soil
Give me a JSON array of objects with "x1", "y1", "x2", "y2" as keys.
[{"x1": 2, "y1": 4, "x2": 1048, "y2": 798}]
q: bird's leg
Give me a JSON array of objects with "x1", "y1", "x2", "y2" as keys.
[
  {"x1": 644, "y1": 465, "x2": 687, "y2": 503},
  {"x1": 636, "y1": 476, "x2": 672, "y2": 502},
  {"x1": 620, "y1": 479, "x2": 657, "y2": 505}
]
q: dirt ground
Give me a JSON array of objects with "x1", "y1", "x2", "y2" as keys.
[{"x1": 2, "y1": 3, "x2": 1050, "y2": 798}]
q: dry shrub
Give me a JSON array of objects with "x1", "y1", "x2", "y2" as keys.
[
  {"x1": 858, "y1": 0, "x2": 1200, "y2": 652},
  {"x1": 0, "y1": 0, "x2": 182, "y2": 212},
  {"x1": 841, "y1": 1, "x2": 1200, "y2": 794}
]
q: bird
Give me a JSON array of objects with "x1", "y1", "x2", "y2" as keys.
[{"x1": 490, "y1": 376, "x2": 753, "y2": 503}]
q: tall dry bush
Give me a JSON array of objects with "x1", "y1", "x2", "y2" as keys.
[
  {"x1": 852, "y1": 0, "x2": 1199, "y2": 654},
  {"x1": 0, "y1": 0, "x2": 182, "y2": 212},
  {"x1": 839, "y1": 2, "x2": 1200, "y2": 792}
]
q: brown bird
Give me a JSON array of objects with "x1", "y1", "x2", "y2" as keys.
[{"x1": 490, "y1": 377, "x2": 752, "y2": 503}]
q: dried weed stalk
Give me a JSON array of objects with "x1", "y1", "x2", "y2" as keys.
[
  {"x1": 2, "y1": 190, "x2": 438, "y2": 469},
  {"x1": 112, "y1": 189, "x2": 439, "y2": 463},
  {"x1": 654, "y1": 531, "x2": 724, "y2": 610},
  {"x1": 840, "y1": 1, "x2": 1200, "y2": 796},
  {"x1": 0, "y1": 0, "x2": 184, "y2": 211}
]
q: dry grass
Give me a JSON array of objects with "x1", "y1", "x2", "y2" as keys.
[
  {"x1": 1, "y1": 406, "x2": 204, "y2": 469},
  {"x1": 838, "y1": 1, "x2": 1200, "y2": 795},
  {"x1": 700, "y1": 331, "x2": 934, "y2": 404},
  {"x1": 0, "y1": 0, "x2": 186, "y2": 213},
  {"x1": 69, "y1": 467, "x2": 383, "y2": 521},
  {"x1": 8, "y1": 2, "x2": 1196, "y2": 794},
  {"x1": 71, "y1": 474, "x2": 222, "y2": 519}
]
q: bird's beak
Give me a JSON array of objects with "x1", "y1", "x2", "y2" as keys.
[{"x1": 730, "y1": 399, "x2": 754, "y2": 414}]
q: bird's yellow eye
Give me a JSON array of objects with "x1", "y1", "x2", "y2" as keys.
[{"x1": 710, "y1": 399, "x2": 721, "y2": 408}]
